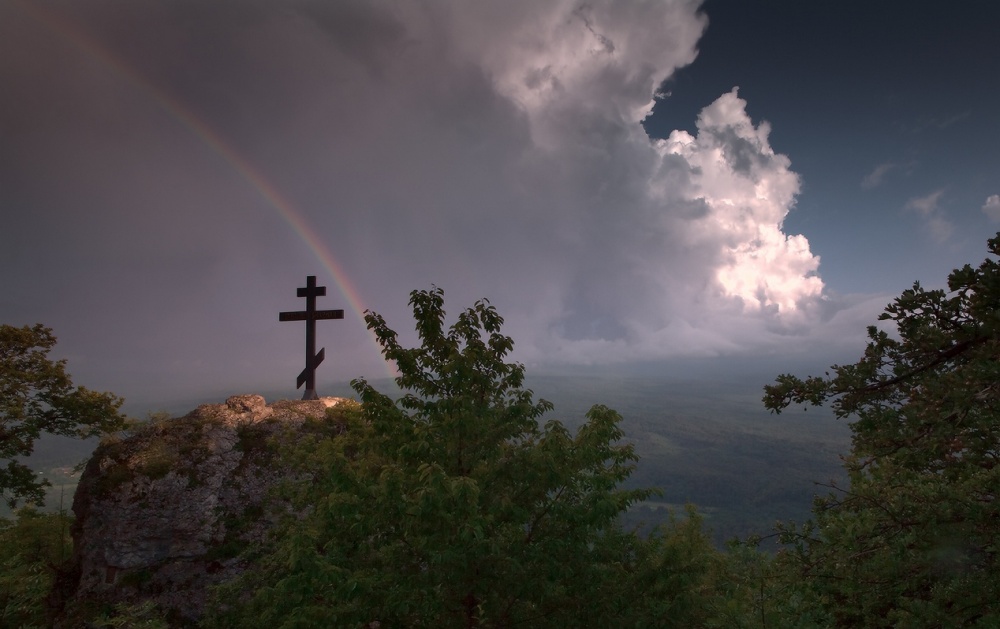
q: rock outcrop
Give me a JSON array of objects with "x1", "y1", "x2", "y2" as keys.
[{"x1": 57, "y1": 394, "x2": 350, "y2": 626}]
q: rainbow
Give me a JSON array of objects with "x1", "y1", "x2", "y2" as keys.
[{"x1": 15, "y1": 1, "x2": 396, "y2": 379}]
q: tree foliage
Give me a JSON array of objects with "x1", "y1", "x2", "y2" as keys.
[
  {"x1": 211, "y1": 288, "x2": 670, "y2": 628},
  {"x1": 0, "y1": 324, "x2": 126, "y2": 508},
  {"x1": 764, "y1": 234, "x2": 1000, "y2": 626},
  {"x1": 0, "y1": 507, "x2": 73, "y2": 628}
]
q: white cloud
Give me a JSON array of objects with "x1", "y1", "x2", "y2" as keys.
[
  {"x1": 925, "y1": 215, "x2": 954, "y2": 244},
  {"x1": 982, "y1": 194, "x2": 1000, "y2": 221},
  {"x1": 936, "y1": 111, "x2": 970, "y2": 129},
  {"x1": 508, "y1": 83, "x2": 834, "y2": 364},
  {"x1": 903, "y1": 189, "x2": 953, "y2": 243},
  {"x1": 658, "y1": 89, "x2": 822, "y2": 315},
  {"x1": 904, "y1": 189, "x2": 944, "y2": 215},
  {"x1": 861, "y1": 162, "x2": 895, "y2": 189}
]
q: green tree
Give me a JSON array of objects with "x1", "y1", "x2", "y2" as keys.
[
  {"x1": 88, "y1": 601, "x2": 169, "y2": 629},
  {"x1": 211, "y1": 288, "x2": 660, "y2": 628},
  {"x1": 763, "y1": 234, "x2": 1000, "y2": 626},
  {"x1": 0, "y1": 507, "x2": 73, "y2": 628},
  {"x1": 0, "y1": 324, "x2": 126, "y2": 508},
  {"x1": 702, "y1": 538, "x2": 830, "y2": 629}
]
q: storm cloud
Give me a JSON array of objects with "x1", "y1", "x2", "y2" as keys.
[{"x1": 1, "y1": 0, "x2": 861, "y2": 405}]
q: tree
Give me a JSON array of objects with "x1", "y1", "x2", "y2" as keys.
[
  {"x1": 211, "y1": 288, "x2": 660, "y2": 628},
  {"x1": 0, "y1": 507, "x2": 73, "y2": 628},
  {"x1": 763, "y1": 234, "x2": 1000, "y2": 626},
  {"x1": 0, "y1": 324, "x2": 126, "y2": 508}
]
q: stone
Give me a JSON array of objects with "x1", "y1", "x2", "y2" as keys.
[{"x1": 54, "y1": 394, "x2": 352, "y2": 627}]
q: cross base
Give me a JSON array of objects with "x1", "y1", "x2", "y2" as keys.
[{"x1": 302, "y1": 389, "x2": 319, "y2": 401}]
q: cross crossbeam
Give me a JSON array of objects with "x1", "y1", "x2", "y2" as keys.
[{"x1": 279, "y1": 275, "x2": 344, "y2": 399}]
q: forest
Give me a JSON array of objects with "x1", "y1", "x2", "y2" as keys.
[{"x1": 3, "y1": 235, "x2": 999, "y2": 627}]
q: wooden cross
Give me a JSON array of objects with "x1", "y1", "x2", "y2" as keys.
[{"x1": 279, "y1": 275, "x2": 344, "y2": 400}]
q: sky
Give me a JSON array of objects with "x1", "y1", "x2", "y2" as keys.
[{"x1": 2, "y1": 0, "x2": 998, "y2": 412}]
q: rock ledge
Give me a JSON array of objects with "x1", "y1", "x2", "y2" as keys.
[{"x1": 59, "y1": 394, "x2": 350, "y2": 625}]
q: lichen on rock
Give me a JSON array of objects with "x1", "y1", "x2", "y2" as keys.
[{"x1": 56, "y1": 394, "x2": 352, "y2": 626}]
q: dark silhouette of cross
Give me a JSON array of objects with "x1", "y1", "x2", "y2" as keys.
[{"x1": 279, "y1": 275, "x2": 344, "y2": 400}]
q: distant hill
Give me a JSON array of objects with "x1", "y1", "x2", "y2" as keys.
[
  {"x1": 12, "y1": 373, "x2": 850, "y2": 545},
  {"x1": 523, "y1": 374, "x2": 851, "y2": 544}
]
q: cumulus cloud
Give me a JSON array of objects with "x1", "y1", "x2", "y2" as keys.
[
  {"x1": 1, "y1": 0, "x2": 865, "y2": 401},
  {"x1": 660, "y1": 90, "x2": 822, "y2": 312},
  {"x1": 510, "y1": 83, "x2": 831, "y2": 365},
  {"x1": 982, "y1": 194, "x2": 1000, "y2": 221}
]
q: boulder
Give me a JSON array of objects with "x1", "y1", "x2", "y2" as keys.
[{"x1": 57, "y1": 394, "x2": 349, "y2": 626}]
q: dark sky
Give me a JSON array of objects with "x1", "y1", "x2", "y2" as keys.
[{"x1": 2, "y1": 0, "x2": 997, "y2": 412}]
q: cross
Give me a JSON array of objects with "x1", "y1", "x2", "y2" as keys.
[{"x1": 279, "y1": 275, "x2": 344, "y2": 400}]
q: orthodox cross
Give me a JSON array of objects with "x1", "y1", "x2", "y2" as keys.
[{"x1": 279, "y1": 275, "x2": 344, "y2": 400}]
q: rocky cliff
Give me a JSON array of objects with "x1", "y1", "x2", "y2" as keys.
[{"x1": 56, "y1": 394, "x2": 351, "y2": 626}]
